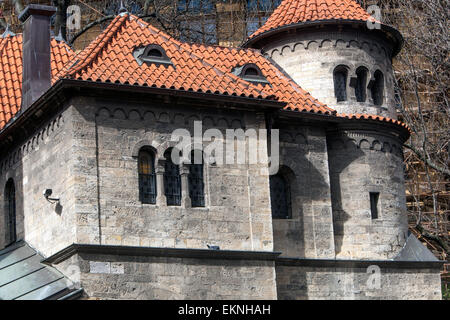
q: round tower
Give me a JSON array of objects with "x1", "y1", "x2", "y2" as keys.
[
  {"x1": 245, "y1": 0, "x2": 410, "y2": 260},
  {"x1": 243, "y1": 0, "x2": 403, "y2": 119}
]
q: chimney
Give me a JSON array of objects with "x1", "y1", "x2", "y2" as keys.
[{"x1": 19, "y1": 5, "x2": 56, "y2": 110}]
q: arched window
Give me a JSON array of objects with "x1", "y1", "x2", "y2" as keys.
[
  {"x1": 371, "y1": 70, "x2": 384, "y2": 106},
  {"x1": 334, "y1": 66, "x2": 348, "y2": 102},
  {"x1": 147, "y1": 48, "x2": 163, "y2": 58},
  {"x1": 4, "y1": 179, "x2": 16, "y2": 245},
  {"x1": 244, "y1": 67, "x2": 259, "y2": 76},
  {"x1": 270, "y1": 173, "x2": 291, "y2": 219},
  {"x1": 355, "y1": 67, "x2": 368, "y2": 102},
  {"x1": 164, "y1": 149, "x2": 181, "y2": 206},
  {"x1": 138, "y1": 149, "x2": 156, "y2": 204},
  {"x1": 188, "y1": 150, "x2": 205, "y2": 207}
]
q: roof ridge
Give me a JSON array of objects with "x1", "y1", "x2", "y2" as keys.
[
  {"x1": 63, "y1": 14, "x2": 129, "y2": 78},
  {"x1": 56, "y1": 14, "x2": 274, "y2": 101}
]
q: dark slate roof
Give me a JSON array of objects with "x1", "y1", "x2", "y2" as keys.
[
  {"x1": 394, "y1": 232, "x2": 439, "y2": 262},
  {"x1": 0, "y1": 241, "x2": 82, "y2": 300}
]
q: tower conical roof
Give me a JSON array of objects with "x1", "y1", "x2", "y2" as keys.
[
  {"x1": 248, "y1": 0, "x2": 376, "y2": 41},
  {"x1": 244, "y1": 0, "x2": 402, "y2": 55}
]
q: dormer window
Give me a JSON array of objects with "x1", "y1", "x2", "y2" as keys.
[
  {"x1": 147, "y1": 48, "x2": 163, "y2": 58},
  {"x1": 233, "y1": 63, "x2": 270, "y2": 86},
  {"x1": 133, "y1": 44, "x2": 173, "y2": 67},
  {"x1": 244, "y1": 67, "x2": 259, "y2": 76}
]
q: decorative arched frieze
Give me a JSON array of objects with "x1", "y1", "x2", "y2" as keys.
[
  {"x1": 281, "y1": 45, "x2": 292, "y2": 55},
  {"x1": 293, "y1": 42, "x2": 305, "y2": 51},
  {"x1": 320, "y1": 39, "x2": 333, "y2": 48},
  {"x1": 129, "y1": 109, "x2": 143, "y2": 120},
  {"x1": 0, "y1": 113, "x2": 65, "y2": 175}
]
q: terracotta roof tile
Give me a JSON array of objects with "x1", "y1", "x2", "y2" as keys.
[
  {"x1": 248, "y1": 0, "x2": 377, "y2": 40},
  {"x1": 339, "y1": 113, "x2": 410, "y2": 131},
  {"x1": 188, "y1": 43, "x2": 334, "y2": 115},
  {"x1": 58, "y1": 14, "x2": 273, "y2": 102},
  {"x1": 0, "y1": 12, "x2": 408, "y2": 133},
  {"x1": 0, "y1": 34, "x2": 74, "y2": 130}
]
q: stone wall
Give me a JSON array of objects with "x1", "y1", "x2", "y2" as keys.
[
  {"x1": 273, "y1": 122, "x2": 335, "y2": 259},
  {"x1": 0, "y1": 107, "x2": 77, "y2": 255},
  {"x1": 70, "y1": 96, "x2": 274, "y2": 252},
  {"x1": 54, "y1": 250, "x2": 277, "y2": 300},
  {"x1": 327, "y1": 127, "x2": 409, "y2": 259},
  {"x1": 262, "y1": 27, "x2": 397, "y2": 118},
  {"x1": 276, "y1": 262, "x2": 442, "y2": 300}
]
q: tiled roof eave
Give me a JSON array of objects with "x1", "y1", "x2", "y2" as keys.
[
  {"x1": 280, "y1": 108, "x2": 410, "y2": 139},
  {"x1": 59, "y1": 78, "x2": 286, "y2": 108},
  {"x1": 243, "y1": 19, "x2": 403, "y2": 56}
]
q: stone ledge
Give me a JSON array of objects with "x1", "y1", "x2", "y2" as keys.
[
  {"x1": 276, "y1": 257, "x2": 446, "y2": 270},
  {"x1": 42, "y1": 243, "x2": 282, "y2": 265}
]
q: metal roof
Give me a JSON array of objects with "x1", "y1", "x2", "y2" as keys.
[
  {"x1": 394, "y1": 232, "x2": 439, "y2": 262},
  {"x1": 0, "y1": 241, "x2": 82, "y2": 300}
]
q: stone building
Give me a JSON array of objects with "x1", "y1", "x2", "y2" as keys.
[{"x1": 0, "y1": 0, "x2": 444, "y2": 299}]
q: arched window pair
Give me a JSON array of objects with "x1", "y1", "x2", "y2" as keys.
[
  {"x1": 333, "y1": 66, "x2": 384, "y2": 106},
  {"x1": 4, "y1": 179, "x2": 16, "y2": 246},
  {"x1": 138, "y1": 148, "x2": 205, "y2": 207},
  {"x1": 334, "y1": 66, "x2": 348, "y2": 102},
  {"x1": 269, "y1": 171, "x2": 292, "y2": 219}
]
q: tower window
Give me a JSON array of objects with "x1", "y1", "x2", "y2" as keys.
[
  {"x1": 334, "y1": 66, "x2": 348, "y2": 102},
  {"x1": 371, "y1": 70, "x2": 384, "y2": 106},
  {"x1": 164, "y1": 149, "x2": 182, "y2": 206},
  {"x1": 355, "y1": 67, "x2": 368, "y2": 102},
  {"x1": 138, "y1": 149, "x2": 157, "y2": 204},
  {"x1": 188, "y1": 150, "x2": 205, "y2": 207},
  {"x1": 370, "y1": 192, "x2": 380, "y2": 220},
  {"x1": 270, "y1": 173, "x2": 291, "y2": 219},
  {"x1": 4, "y1": 179, "x2": 16, "y2": 245}
]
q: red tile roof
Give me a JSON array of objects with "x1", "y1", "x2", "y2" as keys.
[
  {"x1": 188, "y1": 43, "x2": 334, "y2": 114},
  {"x1": 58, "y1": 14, "x2": 274, "y2": 102},
  {"x1": 248, "y1": 0, "x2": 377, "y2": 40},
  {"x1": 339, "y1": 113, "x2": 410, "y2": 131},
  {"x1": 0, "y1": 34, "x2": 74, "y2": 129},
  {"x1": 0, "y1": 12, "x2": 408, "y2": 133}
]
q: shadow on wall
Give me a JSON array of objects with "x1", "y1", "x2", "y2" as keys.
[
  {"x1": 273, "y1": 129, "x2": 335, "y2": 259},
  {"x1": 0, "y1": 152, "x2": 25, "y2": 251},
  {"x1": 327, "y1": 138, "x2": 365, "y2": 256}
]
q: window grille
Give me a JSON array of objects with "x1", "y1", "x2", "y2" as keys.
[
  {"x1": 270, "y1": 174, "x2": 291, "y2": 219},
  {"x1": 188, "y1": 153, "x2": 205, "y2": 207},
  {"x1": 138, "y1": 150, "x2": 156, "y2": 204},
  {"x1": 334, "y1": 67, "x2": 348, "y2": 102},
  {"x1": 164, "y1": 150, "x2": 182, "y2": 206}
]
